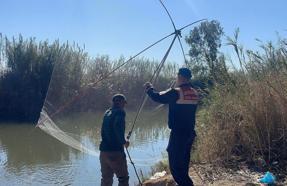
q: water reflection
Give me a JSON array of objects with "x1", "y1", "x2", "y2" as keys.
[
  {"x1": 0, "y1": 125, "x2": 73, "y2": 167},
  {"x1": 0, "y1": 109, "x2": 169, "y2": 185}
]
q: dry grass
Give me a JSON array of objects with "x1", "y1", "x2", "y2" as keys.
[{"x1": 195, "y1": 37, "x2": 287, "y2": 172}]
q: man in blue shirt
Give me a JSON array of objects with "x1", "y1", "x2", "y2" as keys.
[
  {"x1": 99, "y1": 94, "x2": 130, "y2": 186},
  {"x1": 145, "y1": 68, "x2": 199, "y2": 186}
]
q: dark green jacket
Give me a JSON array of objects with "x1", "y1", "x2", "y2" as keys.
[{"x1": 99, "y1": 107, "x2": 126, "y2": 152}]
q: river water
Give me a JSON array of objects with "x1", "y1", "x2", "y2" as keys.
[{"x1": 0, "y1": 110, "x2": 170, "y2": 186}]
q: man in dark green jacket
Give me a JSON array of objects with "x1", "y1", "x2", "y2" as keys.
[{"x1": 99, "y1": 94, "x2": 130, "y2": 186}]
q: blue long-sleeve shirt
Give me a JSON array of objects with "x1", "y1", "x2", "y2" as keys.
[{"x1": 99, "y1": 107, "x2": 126, "y2": 152}]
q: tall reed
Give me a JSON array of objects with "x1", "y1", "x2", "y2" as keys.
[{"x1": 195, "y1": 35, "x2": 287, "y2": 169}]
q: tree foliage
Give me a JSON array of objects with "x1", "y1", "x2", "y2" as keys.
[{"x1": 185, "y1": 20, "x2": 224, "y2": 82}]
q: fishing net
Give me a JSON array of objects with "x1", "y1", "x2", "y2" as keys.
[
  {"x1": 34, "y1": 12, "x2": 204, "y2": 183},
  {"x1": 36, "y1": 44, "x2": 177, "y2": 167}
]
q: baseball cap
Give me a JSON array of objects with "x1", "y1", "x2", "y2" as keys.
[
  {"x1": 178, "y1": 67, "x2": 192, "y2": 79},
  {"x1": 112, "y1": 94, "x2": 127, "y2": 103}
]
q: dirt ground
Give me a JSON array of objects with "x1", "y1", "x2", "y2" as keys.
[{"x1": 142, "y1": 164, "x2": 286, "y2": 186}]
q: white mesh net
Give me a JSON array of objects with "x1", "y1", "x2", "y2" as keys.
[{"x1": 36, "y1": 52, "x2": 176, "y2": 166}]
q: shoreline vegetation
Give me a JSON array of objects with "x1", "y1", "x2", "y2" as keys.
[
  {"x1": 0, "y1": 33, "x2": 178, "y2": 123},
  {"x1": 1, "y1": 20, "x2": 287, "y2": 184},
  {"x1": 142, "y1": 161, "x2": 287, "y2": 185}
]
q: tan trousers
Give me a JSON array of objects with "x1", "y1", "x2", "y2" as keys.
[{"x1": 100, "y1": 151, "x2": 129, "y2": 186}]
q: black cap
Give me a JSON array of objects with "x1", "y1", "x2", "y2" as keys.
[
  {"x1": 112, "y1": 94, "x2": 127, "y2": 103},
  {"x1": 178, "y1": 67, "x2": 192, "y2": 79}
]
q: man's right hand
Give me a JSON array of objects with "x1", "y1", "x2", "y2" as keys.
[{"x1": 124, "y1": 141, "x2": 130, "y2": 148}]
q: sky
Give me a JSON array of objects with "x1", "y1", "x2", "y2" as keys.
[{"x1": 1, "y1": 0, "x2": 287, "y2": 65}]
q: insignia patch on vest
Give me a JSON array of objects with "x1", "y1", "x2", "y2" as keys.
[
  {"x1": 176, "y1": 87, "x2": 199, "y2": 104},
  {"x1": 182, "y1": 88, "x2": 198, "y2": 100}
]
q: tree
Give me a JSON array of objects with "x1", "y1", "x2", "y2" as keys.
[{"x1": 185, "y1": 20, "x2": 224, "y2": 82}]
